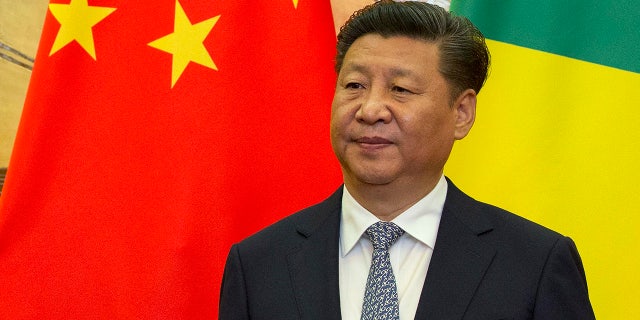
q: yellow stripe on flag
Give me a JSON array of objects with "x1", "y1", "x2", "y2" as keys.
[{"x1": 446, "y1": 39, "x2": 640, "y2": 319}]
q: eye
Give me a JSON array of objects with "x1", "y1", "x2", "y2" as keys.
[
  {"x1": 345, "y1": 82, "x2": 364, "y2": 89},
  {"x1": 392, "y1": 86, "x2": 413, "y2": 94}
]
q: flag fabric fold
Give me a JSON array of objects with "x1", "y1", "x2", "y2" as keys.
[
  {"x1": 447, "y1": 1, "x2": 640, "y2": 319},
  {"x1": 0, "y1": 0, "x2": 341, "y2": 318}
]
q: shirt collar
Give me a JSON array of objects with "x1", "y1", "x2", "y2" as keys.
[{"x1": 340, "y1": 175, "x2": 447, "y2": 257}]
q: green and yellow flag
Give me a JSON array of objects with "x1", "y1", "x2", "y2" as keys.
[{"x1": 446, "y1": 1, "x2": 640, "y2": 318}]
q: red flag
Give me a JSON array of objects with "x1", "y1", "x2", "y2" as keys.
[{"x1": 0, "y1": 0, "x2": 341, "y2": 318}]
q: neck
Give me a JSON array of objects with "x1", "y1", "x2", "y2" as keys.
[{"x1": 344, "y1": 175, "x2": 442, "y2": 221}]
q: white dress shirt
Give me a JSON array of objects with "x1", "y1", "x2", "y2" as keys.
[{"x1": 339, "y1": 175, "x2": 447, "y2": 320}]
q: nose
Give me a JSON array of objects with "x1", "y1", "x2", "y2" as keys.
[{"x1": 355, "y1": 89, "x2": 392, "y2": 125}]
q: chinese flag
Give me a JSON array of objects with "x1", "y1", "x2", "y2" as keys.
[{"x1": 0, "y1": 0, "x2": 341, "y2": 318}]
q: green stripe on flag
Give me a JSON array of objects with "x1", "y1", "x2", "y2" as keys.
[{"x1": 450, "y1": 0, "x2": 640, "y2": 73}]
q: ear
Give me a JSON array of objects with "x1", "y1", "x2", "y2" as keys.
[{"x1": 453, "y1": 88, "x2": 477, "y2": 140}]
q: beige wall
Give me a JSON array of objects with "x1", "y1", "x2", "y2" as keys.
[
  {"x1": 331, "y1": 0, "x2": 373, "y2": 33},
  {"x1": 0, "y1": 0, "x2": 48, "y2": 167},
  {"x1": 0, "y1": 1, "x2": 373, "y2": 168}
]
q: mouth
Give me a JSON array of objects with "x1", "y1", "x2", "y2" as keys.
[{"x1": 354, "y1": 136, "x2": 393, "y2": 148}]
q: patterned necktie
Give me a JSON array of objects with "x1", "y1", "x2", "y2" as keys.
[{"x1": 361, "y1": 221, "x2": 405, "y2": 320}]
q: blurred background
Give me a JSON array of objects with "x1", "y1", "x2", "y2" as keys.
[{"x1": 0, "y1": 0, "x2": 47, "y2": 172}]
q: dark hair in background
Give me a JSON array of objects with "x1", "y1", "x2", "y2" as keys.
[
  {"x1": 0, "y1": 167, "x2": 6, "y2": 196},
  {"x1": 335, "y1": 0, "x2": 490, "y2": 101}
]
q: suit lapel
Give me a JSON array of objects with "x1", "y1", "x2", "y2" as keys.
[
  {"x1": 283, "y1": 182, "x2": 496, "y2": 319},
  {"x1": 287, "y1": 188, "x2": 343, "y2": 320},
  {"x1": 414, "y1": 180, "x2": 496, "y2": 319}
]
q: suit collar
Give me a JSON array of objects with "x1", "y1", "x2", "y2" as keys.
[
  {"x1": 292, "y1": 187, "x2": 343, "y2": 238},
  {"x1": 440, "y1": 178, "x2": 494, "y2": 235},
  {"x1": 415, "y1": 179, "x2": 497, "y2": 319},
  {"x1": 287, "y1": 187, "x2": 343, "y2": 320}
]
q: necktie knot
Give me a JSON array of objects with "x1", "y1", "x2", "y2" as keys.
[{"x1": 365, "y1": 221, "x2": 405, "y2": 251}]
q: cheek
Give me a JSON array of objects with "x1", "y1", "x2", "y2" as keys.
[
  {"x1": 400, "y1": 110, "x2": 456, "y2": 150},
  {"x1": 330, "y1": 102, "x2": 354, "y2": 134},
  {"x1": 329, "y1": 110, "x2": 348, "y2": 149}
]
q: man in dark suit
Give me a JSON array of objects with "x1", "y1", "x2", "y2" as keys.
[{"x1": 219, "y1": 1, "x2": 595, "y2": 319}]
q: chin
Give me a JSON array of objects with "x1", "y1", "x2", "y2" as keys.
[
  {"x1": 340, "y1": 159, "x2": 400, "y2": 186},
  {"x1": 351, "y1": 171, "x2": 396, "y2": 186}
]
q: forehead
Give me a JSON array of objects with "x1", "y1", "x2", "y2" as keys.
[{"x1": 341, "y1": 34, "x2": 440, "y2": 77}]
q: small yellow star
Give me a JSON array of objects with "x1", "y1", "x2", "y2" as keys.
[
  {"x1": 293, "y1": 0, "x2": 299, "y2": 9},
  {"x1": 148, "y1": 0, "x2": 220, "y2": 88},
  {"x1": 48, "y1": 0, "x2": 116, "y2": 59}
]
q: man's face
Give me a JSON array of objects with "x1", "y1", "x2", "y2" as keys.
[{"x1": 330, "y1": 34, "x2": 474, "y2": 190}]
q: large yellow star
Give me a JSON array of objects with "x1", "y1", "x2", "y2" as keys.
[
  {"x1": 48, "y1": 0, "x2": 116, "y2": 59},
  {"x1": 148, "y1": 0, "x2": 220, "y2": 88}
]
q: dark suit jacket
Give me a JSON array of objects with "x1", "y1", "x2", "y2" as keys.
[{"x1": 219, "y1": 179, "x2": 595, "y2": 319}]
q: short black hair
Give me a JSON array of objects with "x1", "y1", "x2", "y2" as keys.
[{"x1": 335, "y1": 0, "x2": 490, "y2": 99}]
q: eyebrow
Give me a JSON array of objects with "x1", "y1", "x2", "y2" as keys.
[{"x1": 343, "y1": 63, "x2": 419, "y2": 80}]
